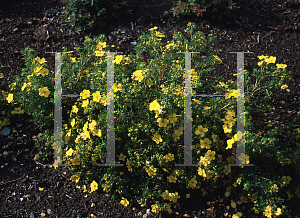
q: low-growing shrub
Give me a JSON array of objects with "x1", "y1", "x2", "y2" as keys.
[
  {"x1": 61, "y1": 0, "x2": 129, "y2": 32},
  {"x1": 8, "y1": 23, "x2": 300, "y2": 217},
  {"x1": 168, "y1": 0, "x2": 239, "y2": 20}
]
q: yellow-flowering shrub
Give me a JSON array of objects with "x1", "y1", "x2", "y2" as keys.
[{"x1": 9, "y1": 23, "x2": 300, "y2": 217}]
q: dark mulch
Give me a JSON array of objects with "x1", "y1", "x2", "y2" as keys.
[{"x1": 1, "y1": 0, "x2": 300, "y2": 217}]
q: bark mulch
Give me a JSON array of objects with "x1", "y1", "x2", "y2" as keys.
[{"x1": 0, "y1": 0, "x2": 300, "y2": 217}]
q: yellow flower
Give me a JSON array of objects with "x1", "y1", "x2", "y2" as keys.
[
  {"x1": 200, "y1": 138, "x2": 212, "y2": 149},
  {"x1": 195, "y1": 125, "x2": 208, "y2": 137},
  {"x1": 164, "y1": 203, "x2": 173, "y2": 214},
  {"x1": 0, "y1": 73, "x2": 4, "y2": 78},
  {"x1": 275, "y1": 208, "x2": 282, "y2": 216},
  {"x1": 281, "y1": 84, "x2": 288, "y2": 90},
  {"x1": 149, "y1": 100, "x2": 161, "y2": 111},
  {"x1": 120, "y1": 197, "x2": 129, "y2": 207},
  {"x1": 6, "y1": 93, "x2": 13, "y2": 103},
  {"x1": 151, "y1": 204, "x2": 161, "y2": 214},
  {"x1": 69, "y1": 118, "x2": 75, "y2": 127},
  {"x1": 97, "y1": 41, "x2": 106, "y2": 50},
  {"x1": 167, "y1": 175, "x2": 177, "y2": 183},
  {"x1": 100, "y1": 96, "x2": 107, "y2": 106},
  {"x1": 188, "y1": 177, "x2": 197, "y2": 188},
  {"x1": 92, "y1": 91, "x2": 101, "y2": 102},
  {"x1": 89, "y1": 120, "x2": 97, "y2": 131},
  {"x1": 39, "y1": 87, "x2": 50, "y2": 97},
  {"x1": 82, "y1": 100, "x2": 89, "y2": 108},
  {"x1": 152, "y1": 133, "x2": 162, "y2": 144},
  {"x1": 232, "y1": 214, "x2": 239, "y2": 218},
  {"x1": 227, "y1": 110, "x2": 236, "y2": 117},
  {"x1": 39, "y1": 187, "x2": 44, "y2": 191},
  {"x1": 69, "y1": 173, "x2": 80, "y2": 183},
  {"x1": 276, "y1": 63, "x2": 287, "y2": 69},
  {"x1": 225, "y1": 138, "x2": 234, "y2": 150},
  {"x1": 66, "y1": 148, "x2": 74, "y2": 156},
  {"x1": 72, "y1": 105, "x2": 78, "y2": 113},
  {"x1": 198, "y1": 167, "x2": 206, "y2": 177},
  {"x1": 80, "y1": 89, "x2": 90, "y2": 99},
  {"x1": 168, "y1": 192, "x2": 180, "y2": 203},
  {"x1": 223, "y1": 124, "x2": 232, "y2": 134},
  {"x1": 282, "y1": 176, "x2": 292, "y2": 184},
  {"x1": 33, "y1": 65, "x2": 43, "y2": 76},
  {"x1": 149, "y1": 26, "x2": 158, "y2": 31},
  {"x1": 164, "y1": 153, "x2": 174, "y2": 162},
  {"x1": 37, "y1": 57, "x2": 47, "y2": 64},
  {"x1": 157, "y1": 118, "x2": 169, "y2": 127},
  {"x1": 199, "y1": 156, "x2": 210, "y2": 167},
  {"x1": 70, "y1": 57, "x2": 76, "y2": 62},
  {"x1": 114, "y1": 55, "x2": 123, "y2": 64},
  {"x1": 40, "y1": 68, "x2": 49, "y2": 77},
  {"x1": 89, "y1": 181, "x2": 98, "y2": 193},
  {"x1": 114, "y1": 83, "x2": 122, "y2": 92},
  {"x1": 162, "y1": 190, "x2": 170, "y2": 200},
  {"x1": 93, "y1": 129, "x2": 102, "y2": 137},
  {"x1": 11, "y1": 107, "x2": 21, "y2": 114},
  {"x1": 257, "y1": 55, "x2": 268, "y2": 60},
  {"x1": 146, "y1": 166, "x2": 157, "y2": 176},
  {"x1": 168, "y1": 113, "x2": 177, "y2": 123},
  {"x1": 265, "y1": 56, "x2": 276, "y2": 64},
  {"x1": 155, "y1": 31, "x2": 165, "y2": 38},
  {"x1": 263, "y1": 205, "x2": 272, "y2": 218},
  {"x1": 119, "y1": 153, "x2": 127, "y2": 161},
  {"x1": 132, "y1": 69, "x2": 145, "y2": 82},
  {"x1": 225, "y1": 89, "x2": 237, "y2": 99}
]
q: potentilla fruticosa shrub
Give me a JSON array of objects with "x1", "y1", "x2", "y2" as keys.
[
  {"x1": 8, "y1": 23, "x2": 300, "y2": 217},
  {"x1": 61, "y1": 0, "x2": 129, "y2": 32}
]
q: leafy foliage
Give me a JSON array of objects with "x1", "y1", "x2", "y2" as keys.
[{"x1": 61, "y1": 0, "x2": 129, "y2": 32}]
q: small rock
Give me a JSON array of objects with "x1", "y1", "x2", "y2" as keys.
[
  {"x1": 47, "y1": 209, "x2": 51, "y2": 214},
  {"x1": 0, "y1": 127, "x2": 11, "y2": 136},
  {"x1": 13, "y1": 28, "x2": 18, "y2": 32}
]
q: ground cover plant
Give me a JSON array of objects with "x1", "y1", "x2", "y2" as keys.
[
  {"x1": 61, "y1": 0, "x2": 130, "y2": 32},
  {"x1": 168, "y1": 0, "x2": 239, "y2": 20},
  {"x1": 3, "y1": 22, "x2": 300, "y2": 217},
  {"x1": 1, "y1": 0, "x2": 300, "y2": 217}
]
